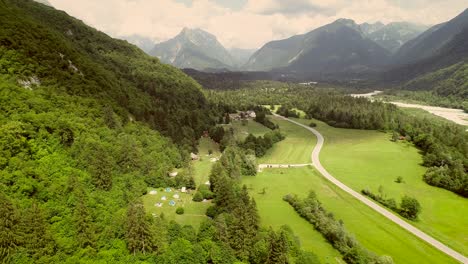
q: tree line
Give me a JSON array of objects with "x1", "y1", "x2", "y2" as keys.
[
  {"x1": 284, "y1": 192, "x2": 394, "y2": 264},
  {"x1": 361, "y1": 188, "x2": 421, "y2": 220}
]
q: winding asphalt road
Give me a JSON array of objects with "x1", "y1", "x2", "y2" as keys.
[{"x1": 273, "y1": 114, "x2": 468, "y2": 264}]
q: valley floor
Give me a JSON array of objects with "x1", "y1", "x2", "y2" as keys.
[
  {"x1": 290, "y1": 117, "x2": 468, "y2": 256},
  {"x1": 242, "y1": 115, "x2": 466, "y2": 263}
]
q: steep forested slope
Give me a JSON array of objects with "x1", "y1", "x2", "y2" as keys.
[
  {"x1": 381, "y1": 25, "x2": 468, "y2": 99},
  {"x1": 393, "y1": 8, "x2": 468, "y2": 65},
  {"x1": 0, "y1": 0, "x2": 217, "y2": 150},
  {"x1": 0, "y1": 1, "x2": 236, "y2": 263}
]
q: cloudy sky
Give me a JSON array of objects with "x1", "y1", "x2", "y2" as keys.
[{"x1": 48, "y1": 0, "x2": 467, "y2": 49}]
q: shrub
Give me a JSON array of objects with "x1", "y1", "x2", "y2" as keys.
[
  {"x1": 309, "y1": 122, "x2": 317, "y2": 127},
  {"x1": 193, "y1": 191, "x2": 203, "y2": 202},
  {"x1": 198, "y1": 185, "x2": 214, "y2": 200},
  {"x1": 206, "y1": 205, "x2": 217, "y2": 218},
  {"x1": 399, "y1": 196, "x2": 421, "y2": 220},
  {"x1": 395, "y1": 176, "x2": 404, "y2": 183},
  {"x1": 176, "y1": 207, "x2": 184, "y2": 215}
]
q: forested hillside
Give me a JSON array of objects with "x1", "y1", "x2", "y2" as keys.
[
  {"x1": 381, "y1": 9, "x2": 468, "y2": 101},
  {"x1": 0, "y1": 0, "x2": 217, "y2": 150},
  {"x1": 0, "y1": 0, "x2": 206, "y2": 262},
  {"x1": 0, "y1": 76, "x2": 185, "y2": 263}
]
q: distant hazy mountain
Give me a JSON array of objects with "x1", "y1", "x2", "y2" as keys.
[
  {"x1": 149, "y1": 28, "x2": 235, "y2": 70},
  {"x1": 245, "y1": 19, "x2": 391, "y2": 75},
  {"x1": 360, "y1": 22, "x2": 385, "y2": 35},
  {"x1": 364, "y1": 22, "x2": 429, "y2": 53},
  {"x1": 120, "y1": 34, "x2": 155, "y2": 53},
  {"x1": 229, "y1": 48, "x2": 256, "y2": 66},
  {"x1": 393, "y1": 8, "x2": 468, "y2": 64}
]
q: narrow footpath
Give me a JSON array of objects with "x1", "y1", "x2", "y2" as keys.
[{"x1": 273, "y1": 114, "x2": 468, "y2": 264}]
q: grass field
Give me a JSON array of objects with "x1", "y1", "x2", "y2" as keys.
[
  {"x1": 142, "y1": 137, "x2": 221, "y2": 227},
  {"x1": 243, "y1": 167, "x2": 457, "y2": 264},
  {"x1": 290, "y1": 117, "x2": 468, "y2": 255},
  {"x1": 240, "y1": 114, "x2": 462, "y2": 263},
  {"x1": 227, "y1": 119, "x2": 272, "y2": 141},
  {"x1": 243, "y1": 168, "x2": 343, "y2": 264},
  {"x1": 258, "y1": 116, "x2": 316, "y2": 164}
]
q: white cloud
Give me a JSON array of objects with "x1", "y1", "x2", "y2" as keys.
[{"x1": 48, "y1": 0, "x2": 468, "y2": 49}]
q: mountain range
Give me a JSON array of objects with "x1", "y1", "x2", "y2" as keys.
[
  {"x1": 364, "y1": 22, "x2": 429, "y2": 53},
  {"x1": 149, "y1": 28, "x2": 237, "y2": 71},
  {"x1": 149, "y1": 19, "x2": 428, "y2": 76},
  {"x1": 245, "y1": 19, "x2": 393, "y2": 75},
  {"x1": 132, "y1": 19, "x2": 427, "y2": 76},
  {"x1": 244, "y1": 19, "x2": 432, "y2": 74},
  {"x1": 26, "y1": 0, "x2": 468, "y2": 99}
]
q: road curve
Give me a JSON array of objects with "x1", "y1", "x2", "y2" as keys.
[{"x1": 273, "y1": 114, "x2": 468, "y2": 264}]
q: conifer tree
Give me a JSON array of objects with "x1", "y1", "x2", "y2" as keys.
[
  {"x1": 22, "y1": 201, "x2": 54, "y2": 258},
  {"x1": 125, "y1": 200, "x2": 153, "y2": 255},
  {"x1": 266, "y1": 229, "x2": 289, "y2": 264},
  {"x1": 89, "y1": 144, "x2": 113, "y2": 191},
  {"x1": 0, "y1": 194, "x2": 22, "y2": 262},
  {"x1": 74, "y1": 196, "x2": 95, "y2": 248}
]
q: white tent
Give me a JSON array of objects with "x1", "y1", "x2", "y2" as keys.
[
  {"x1": 149, "y1": 190, "x2": 157, "y2": 195},
  {"x1": 173, "y1": 194, "x2": 180, "y2": 199},
  {"x1": 181, "y1": 187, "x2": 187, "y2": 193},
  {"x1": 161, "y1": 196, "x2": 167, "y2": 201},
  {"x1": 190, "y1": 152, "x2": 199, "y2": 160}
]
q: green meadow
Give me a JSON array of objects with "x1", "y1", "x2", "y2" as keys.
[
  {"x1": 228, "y1": 119, "x2": 273, "y2": 141},
  {"x1": 290, "y1": 117, "x2": 468, "y2": 255},
  {"x1": 258, "y1": 117, "x2": 316, "y2": 164},
  {"x1": 243, "y1": 167, "x2": 457, "y2": 264}
]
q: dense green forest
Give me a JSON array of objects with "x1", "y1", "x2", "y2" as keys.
[
  {"x1": 208, "y1": 81, "x2": 398, "y2": 130},
  {"x1": 0, "y1": 76, "x2": 184, "y2": 263},
  {"x1": 0, "y1": 0, "x2": 219, "y2": 151},
  {"x1": 208, "y1": 81, "x2": 468, "y2": 197}
]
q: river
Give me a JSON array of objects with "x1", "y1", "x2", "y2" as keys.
[{"x1": 350, "y1": 91, "x2": 468, "y2": 127}]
